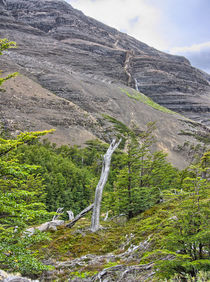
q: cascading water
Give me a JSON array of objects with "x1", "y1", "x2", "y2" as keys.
[{"x1": 134, "y1": 78, "x2": 140, "y2": 92}]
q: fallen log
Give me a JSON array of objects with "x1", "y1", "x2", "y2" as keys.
[{"x1": 66, "y1": 204, "x2": 94, "y2": 228}]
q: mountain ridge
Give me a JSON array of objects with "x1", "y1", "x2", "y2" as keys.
[
  {"x1": 1, "y1": 0, "x2": 209, "y2": 122},
  {"x1": 0, "y1": 0, "x2": 210, "y2": 168}
]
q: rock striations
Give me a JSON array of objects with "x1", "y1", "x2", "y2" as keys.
[{"x1": 0, "y1": 0, "x2": 209, "y2": 168}]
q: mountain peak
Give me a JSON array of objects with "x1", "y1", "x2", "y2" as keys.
[
  {"x1": 0, "y1": 0, "x2": 209, "y2": 168},
  {"x1": 1, "y1": 0, "x2": 210, "y2": 124}
]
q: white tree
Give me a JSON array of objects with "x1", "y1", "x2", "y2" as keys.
[{"x1": 91, "y1": 138, "x2": 121, "y2": 232}]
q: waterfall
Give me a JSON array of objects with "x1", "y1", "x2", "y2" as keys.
[{"x1": 134, "y1": 78, "x2": 139, "y2": 92}]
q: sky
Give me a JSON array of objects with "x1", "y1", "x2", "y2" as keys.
[{"x1": 67, "y1": 0, "x2": 210, "y2": 74}]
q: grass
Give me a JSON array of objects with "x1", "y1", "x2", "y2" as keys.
[
  {"x1": 121, "y1": 88, "x2": 176, "y2": 115},
  {"x1": 29, "y1": 200, "x2": 204, "y2": 280},
  {"x1": 31, "y1": 218, "x2": 127, "y2": 261},
  {"x1": 31, "y1": 201, "x2": 176, "y2": 264},
  {"x1": 178, "y1": 130, "x2": 210, "y2": 145},
  {"x1": 29, "y1": 192, "x2": 209, "y2": 281}
]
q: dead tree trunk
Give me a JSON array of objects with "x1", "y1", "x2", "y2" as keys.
[
  {"x1": 66, "y1": 204, "x2": 93, "y2": 228},
  {"x1": 91, "y1": 138, "x2": 121, "y2": 232},
  {"x1": 52, "y1": 207, "x2": 64, "y2": 221},
  {"x1": 67, "y1": 210, "x2": 74, "y2": 221}
]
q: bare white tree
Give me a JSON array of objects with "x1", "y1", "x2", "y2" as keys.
[
  {"x1": 66, "y1": 204, "x2": 93, "y2": 228},
  {"x1": 104, "y1": 210, "x2": 109, "y2": 221},
  {"x1": 91, "y1": 138, "x2": 121, "y2": 232},
  {"x1": 52, "y1": 207, "x2": 64, "y2": 221},
  {"x1": 67, "y1": 210, "x2": 74, "y2": 221}
]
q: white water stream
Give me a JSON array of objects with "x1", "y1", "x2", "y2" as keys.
[{"x1": 134, "y1": 78, "x2": 140, "y2": 92}]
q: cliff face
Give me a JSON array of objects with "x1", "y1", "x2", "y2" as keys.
[
  {"x1": 0, "y1": 0, "x2": 209, "y2": 168},
  {"x1": 1, "y1": 0, "x2": 209, "y2": 124}
]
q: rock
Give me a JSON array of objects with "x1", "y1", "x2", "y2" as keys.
[
  {"x1": 0, "y1": 269, "x2": 38, "y2": 282},
  {"x1": 0, "y1": 0, "x2": 209, "y2": 126},
  {"x1": 0, "y1": 0, "x2": 6, "y2": 6},
  {"x1": 25, "y1": 220, "x2": 64, "y2": 235},
  {"x1": 92, "y1": 263, "x2": 154, "y2": 282},
  {"x1": 24, "y1": 227, "x2": 35, "y2": 235},
  {"x1": 0, "y1": 0, "x2": 209, "y2": 170},
  {"x1": 169, "y1": 215, "x2": 178, "y2": 221},
  {"x1": 112, "y1": 214, "x2": 127, "y2": 225}
]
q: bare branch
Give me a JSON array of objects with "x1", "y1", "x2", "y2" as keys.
[
  {"x1": 66, "y1": 204, "x2": 93, "y2": 228},
  {"x1": 52, "y1": 207, "x2": 64, "y2": 221}
]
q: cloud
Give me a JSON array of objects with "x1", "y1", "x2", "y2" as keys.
[
  {"x1": 170, "y1": 41, "x2": 210, "y2": 53},
  {"x1": 169, "y1": 42, "x2": 210, "y2": 74},
  {"x1": 66, "y1": 0, "x2": 210, "y2": 74},
  {"x1": 67, "y1": 0, "x2": 167, "y2": 49}
]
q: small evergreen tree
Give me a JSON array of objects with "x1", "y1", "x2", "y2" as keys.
[
  {"x1": 0, "y1": 131, "x2": 53, "y2": 275},
  {"x1": 154, "y1": 152, "x2": 210, "y2": 280},
  {"x1": 17, "y1": 141, "x2": 94, "y2": 215},
  {"x1": 0, "y1": 38, "x2": 18, "y2": 87},
  {"x1": 103, "y1": 116, "x2": 178, "y2": 218}
]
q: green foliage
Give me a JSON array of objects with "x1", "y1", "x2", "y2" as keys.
[
  {"x1": 0, "y1": 38, "x2": 18, "y2": 87},
  {"x1": 102, "y1": 118, "x2": 179, "y2": 219},
  {"x1": 0, "y1": 38, "x2": 16, "y2": 54},
  {"x1": 0, "y1": 231, "x2": 52, "y2": 276},
  {"x1": 121, "y1": 88, "x2": 176, "y2": 114},
  {"x1": 0, "y1": 131, "x2": 53, "y2": 276},
  {"x1": 146, "y1": 154, "x2": 210, "y2": 280},
  {"x1": 169, "y1": 271, "x2": 210, "y2": 282},
  {"x1": 0, "y1": 110, "x2": 208, "y2": 280},
  {"x1": 27, "y1": 150, "x2": 209, "y2": 281},
  {"x1": 16, "y1": 141, "x2": 96, "y2": 216}
]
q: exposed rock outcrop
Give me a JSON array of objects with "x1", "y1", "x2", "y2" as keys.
[
  {"x1": 0, "y1": 0, "x2": 209, "y2": 125},
  {"x1": 0, "y1": 0, "x2": 209, "y2": 169}
]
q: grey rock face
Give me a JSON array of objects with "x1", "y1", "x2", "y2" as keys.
[
  {"x1": 0, "y1": 0, "x2": 6, "y2": 6},
  {"x1": 0, "y1": 0, "x2": 210, "y2": 125},
  {"x1": 0, "y1": 0, "x2": 210, "y2": 170}
]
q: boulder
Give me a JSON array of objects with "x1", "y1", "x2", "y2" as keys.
[{"x1": 25, "y1": 220, "x2": 64, "y2": 236}]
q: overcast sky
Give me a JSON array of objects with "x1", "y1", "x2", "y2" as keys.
[{"x1": 67, "y1": 0, "x2": 210, "y2": 74}]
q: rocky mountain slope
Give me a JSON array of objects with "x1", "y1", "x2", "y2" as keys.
[{"x1": 0, "y1": 0, "x2": 210, "y2": 168}]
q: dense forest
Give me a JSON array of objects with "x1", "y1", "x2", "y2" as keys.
[{"x1": 0, "y1": 39, "x2": 209, "y2": 281}]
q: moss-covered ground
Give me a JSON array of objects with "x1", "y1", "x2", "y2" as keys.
[
  {"x1": 121, "y1": 88, "x2": 177, "y2": 115},
  {"x1": 30, "y1": 201, "x2": 177, "y2": 279}
]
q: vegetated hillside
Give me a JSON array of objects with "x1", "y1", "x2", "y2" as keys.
[
  {"x1": 0, "y1": 127, "x2": 209, "y2": 282},
  {"x1": 30, "y1": 195, "x2": 210, "y2": 282},
  {"x1": 0, "y1": 5, "x2": 210, "y2": 280}
]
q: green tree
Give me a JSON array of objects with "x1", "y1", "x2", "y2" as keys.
[
  {"x1": 155, "y1": 152, "x2": 210, "y2": 280},
  {"x1": 16, "y1": 140, "x2": 95, "y2": 216},
  {"x1": 103, "y1": 116, "x2": 179, "y2": 219},
  {"x1": 0, "y1": 38, "x2": 18, "y2": 87},
  {"x1": 0, "y1": 131, "x2": 53, "y2": 276}
]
